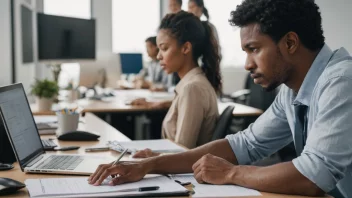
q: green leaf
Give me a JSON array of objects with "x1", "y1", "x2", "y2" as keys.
[{"x1": 31, "y1": 79, "x2": 59, "y2": 99}]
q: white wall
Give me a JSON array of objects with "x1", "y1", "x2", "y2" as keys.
[
  {"x1": 81, "y1": 0, "x2": 121, "y2": 88},
  {"x1": 13, "y1": 0, "x2": 38, "y2": 92},
  {"x1": 0, "y1": 0, "x2": 12, "y2": 86},
  {"x1": 317, "y1": 0, "x2": 352, "y2": 52},
  {"x1": 92, "y1": 0, "x2": 112, "y2": 56},
  {"x1": 161, "y1": 0, "x2": 169, "y2": 17}
]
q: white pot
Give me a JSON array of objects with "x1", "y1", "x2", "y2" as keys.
[{"x1": 36, "y1": 97, "x2": 54, "y2": 111}]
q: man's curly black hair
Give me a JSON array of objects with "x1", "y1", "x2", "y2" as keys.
[{"x1": 230, "y1": 0, "x2": 325, "y2": 51}]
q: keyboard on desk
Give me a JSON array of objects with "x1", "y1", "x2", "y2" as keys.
[{"x1": 35, "y1": 156, "x2": 84, "y2": 170}]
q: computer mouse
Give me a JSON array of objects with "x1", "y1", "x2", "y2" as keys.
[
  {"x1": 57, "y1": 131, "x2": 100, "y2": 141},
  {"x1": 0, "y1": 178, "x2": 25, "y2": 195},
  {"x1": 0, "y1": 163, "x2": 14, "y2": 171}
]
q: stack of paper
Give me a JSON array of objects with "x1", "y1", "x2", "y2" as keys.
[
  {"x1": 34, "y1": 116, "x2": 58, "y2": 135},
  {"x1": 107, "y1": 139, "x2": 187, "y2": 153},
  {"x1": 170, "y1": 174, "x2": 261, "y2": 197},
  {"x1": 25, "y1": 176, "x2": 188, "y2": 197}
]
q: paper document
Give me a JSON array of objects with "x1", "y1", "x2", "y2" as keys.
[
  {"x1": 170, "y1": 174, "x2": 261, "y2": 197},
  {"x1": 34, "y1": 116, "x2": 58, "y2": 124},
  {"x1": 34, "y1": 116, "x2": 58, "y2": 135},
  {"x1": 25, "y1": 175, "x2": 188, "y2": 197},
  {"x1": 107, "y1": 139, "x2": 186, "y2": 153},
  {"x1": 148, "y1": 92, "x2": 175, "y2": 101}
]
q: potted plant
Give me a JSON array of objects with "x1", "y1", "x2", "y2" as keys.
[{"x1": 31, "y1": 79, "x2": 59, "y2": 111}]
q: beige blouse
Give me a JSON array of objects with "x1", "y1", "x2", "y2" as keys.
[{"x1": 162, "y1": 67, "x2": 219, "y2": 149}]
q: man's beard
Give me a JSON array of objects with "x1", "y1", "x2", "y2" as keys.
[{"x1": 263, "y1": 80, "x2": 281, "y2": 92}]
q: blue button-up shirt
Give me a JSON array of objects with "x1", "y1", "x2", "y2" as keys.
[{"x1": 226, "y1": 44, "x2": 352, "y2": 197}]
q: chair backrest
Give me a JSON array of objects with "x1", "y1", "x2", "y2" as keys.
[
  {"x1": 212, "y1": 106, "x2": 235, "y2": 141},
  {"x1": 245, "y1": 73, "x2": 276, "y2": 111}
]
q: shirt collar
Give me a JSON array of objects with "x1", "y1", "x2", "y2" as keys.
[
  {"x1": 175, "y1": 67, "x2": 203, "y2": 94},
  {"x1": 293, "y1": 44, "x2": 333, "y2": 106}
]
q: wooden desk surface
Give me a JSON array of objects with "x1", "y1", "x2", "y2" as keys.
[
  {"x1": 3, "y1": 114, "x2": 330, "y2": 198},
  {"x1": 31, "y1": 90, "x2": 263, "y2": 117}
]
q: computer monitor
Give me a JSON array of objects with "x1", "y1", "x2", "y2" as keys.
[
  {"x1": 37, "y1": 13, "x2": 96, "y2": 61},
  {"x1": 119, "y1": 53, "x2": 143, "y2": 74}
]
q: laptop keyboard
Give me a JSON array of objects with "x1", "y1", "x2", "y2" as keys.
[{"x1": 35, "y1": 155, "x2": 84, "y2": 170}]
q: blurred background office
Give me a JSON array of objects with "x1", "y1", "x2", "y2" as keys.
[
  {"x1": 1, "y1": 0, "x2": 351, "y2": 95},
  {"x1": 0, "y1": 0, "x2": 351, "y2": 141}
]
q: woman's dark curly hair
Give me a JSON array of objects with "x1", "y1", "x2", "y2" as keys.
[
  {"x1": 159, "y1": 11, "x2": 222, "y2": 94},
  {"x1": 230, "y1": 0, "x2": 325, "y2": 51}
]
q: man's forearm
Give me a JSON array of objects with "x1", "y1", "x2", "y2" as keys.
[
  {"x1": 229, "y1": 162, "x2": 325, "y2": 196},
  {"x1": 145, "y1": 139, "x2": 237, "y2": 174}
]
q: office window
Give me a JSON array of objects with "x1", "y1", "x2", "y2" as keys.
[
  {"x1": 43, "y1": 0, "x2": 91, "y2": 19},
  {"x1": 112, "y1": 0, "x2": 160, "y2": 61},
  {"x1": 182, "y1": 0, "x2": 245, "y2": 67}
]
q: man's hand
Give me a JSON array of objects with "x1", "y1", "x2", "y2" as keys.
[
  {"x1": 133, "y1": 149, "x2": 161, "y2": 158},
  {"x1": 131, "y1": 98, "x2": 165, "y2": 109},
  {"x1": 88, "y1": 162, "x2": 149, "y2": 186},
  {"x1": 131, "y1": 98, "x2": 149, "y2": 106},
  {"x1": 192, "y1": 154, "x2": 236, "y2": 185}
]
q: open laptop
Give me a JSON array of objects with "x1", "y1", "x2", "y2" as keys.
[{"x1": 0, "y1": 83, "x2": 113, "y2": 175}]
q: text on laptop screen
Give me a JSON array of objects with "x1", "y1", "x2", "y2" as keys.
[{"x1": 0, "y1": 86, "x2": 42, "y2": 162}]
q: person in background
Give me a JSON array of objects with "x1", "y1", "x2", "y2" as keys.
[
  {"x1": 133, "y1": 11, "x2": 221, "y2": 152},
  {"x1": 167, "y1": 0, "x2": 183, "y2": 90},
  {"x1": 168, "y1": 0, "x2": 182, "y2": 14},
  {"x1": 89, "y1": 1, "x2": 352, "y2": 197},
  {"x1": 188, "y1": 0, "x2": 219, "y2": 45},
  {"x1": 135, "y1": 36, "x2": 169, "y2": 91}
]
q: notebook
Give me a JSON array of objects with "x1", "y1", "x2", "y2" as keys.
[
  {"x1": 25, "y1": 175, "x2": 189, "y2": 197},
  {"x1": 107, "y1": 139, "x2": 187, "y2": 153}
]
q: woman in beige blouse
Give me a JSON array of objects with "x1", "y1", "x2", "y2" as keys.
[{"x1": 131, "y1": 11, "x2": 221, "y2": 156}]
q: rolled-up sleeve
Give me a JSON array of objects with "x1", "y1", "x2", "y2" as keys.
[
  {"x1": 226, "y1": 88, "x2": 292, "y2": 165},
  {"x1": 292, "y1": 76, "x2": 352, "y2": 193}
]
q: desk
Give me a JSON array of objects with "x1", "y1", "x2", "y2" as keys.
[
  {"x1": 3, "y1": 114, "x2": 328, "y2": 198},
  {"x1": 31, "y1": 90, "x2": 263, "y2": 117}
]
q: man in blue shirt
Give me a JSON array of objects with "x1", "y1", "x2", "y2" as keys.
[{"x1": 89, "y1": 0, "x2": 351, "y2": 197}]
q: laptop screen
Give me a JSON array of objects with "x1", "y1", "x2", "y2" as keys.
[{"x1": 0, "y1": 84, "x2": 44, "y2": 168}]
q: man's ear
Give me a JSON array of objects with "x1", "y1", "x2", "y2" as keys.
[
  {"x1": 284, "y1": 32, "x2": 299, "y2": 54},
  {"x1": 182, "y1": 42, "x2": 192, "y2": 55}
]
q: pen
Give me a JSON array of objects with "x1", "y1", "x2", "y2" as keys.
[
  {"x1": 111, "y1": 148, "x2": 128, "y2": 166},
  {"x1": 117, "y1": 186, "x2": 160, "y2": 192},
  {"x1": 85, "y1": 147, "x2": 110, "y2": 152},
  {"x1": 54, "y1": 146, "x2": 80, "y2": 151}
]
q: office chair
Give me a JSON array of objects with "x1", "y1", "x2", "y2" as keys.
[
  {"x1": 231, "y1": 73, "x2": 276, "y2": 111},
  {"x1": 231, "y1": 74, "x2": 296, "y2": 163},
  {"x1": 211, "y1": 106, "x2": 235, "y2": 141},
  {"x1": 220, "y1": 73, "x2": 277, "y2": 135}
]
